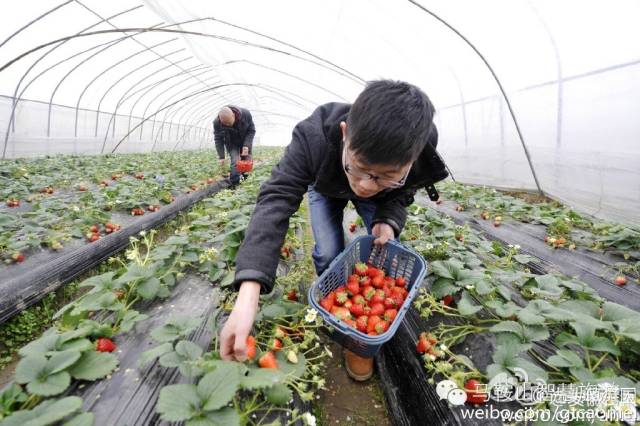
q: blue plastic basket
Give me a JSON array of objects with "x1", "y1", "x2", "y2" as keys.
[{"x1": 308, "y1": 235, "x2": 428, "y2": 357}]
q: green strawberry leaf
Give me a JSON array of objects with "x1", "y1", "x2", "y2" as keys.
[
  {"x1": 430, "y1": 278, "x2": 457, "y2": 299},
  {"x1": 46, "y1": 350, "x2": 82, "y2": 374},
  {"x1": 264, "y1": 383, "x2": 292, "y2": 405},
  {"x1": 547, "y1": 350, "x2": 584, "y2": 369},
  {"x1": 18, "y1": 330, "x2": 59, "y2": 357},
  {"x1": 139, "y1": 342, "x2": 175, "y2": 368},
  {"x1": 63, "y1": 412, "x2": 95, "y2": 426},
  {"x1": 240, "y1": 368, "x2": 286, "y2": 390},
  {"x1": 198, "y1": 364, "x2": 240, "y2": 411},
  {"x1": 119, "y1": 310, "x2": 149, "y2": 333},
  {"x1": 137, "y1": 277, "x2": 161, "y2": 300},
  {"x1": 1, "y1": 396, "x2": 82, "y2": 426},
  {"x1": 276, "y1": 351, "x2": 307, "y2": 378},
  {"x1": 202, "y1": 407, "x2": 241, "y2": 426},
  {"x1": 157, "y1": 384, "x2": 200, "y2": 422},
  {"x1": 68, "y1": 351, "x2": 118, "y2": 381},
  {"x1": 27, "y1": 371, "x2": 71, "y2": 396},
  {"x1": 457, "y1": 291, "x2": 482, "y2": 316}
]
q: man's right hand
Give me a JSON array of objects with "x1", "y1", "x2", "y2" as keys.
[
  {"x1": 219, "y1": 281, "x2": 261, "y2": 361},
  {"x1": 219, "y1": 159, "x2": 225, "y2": 167}
]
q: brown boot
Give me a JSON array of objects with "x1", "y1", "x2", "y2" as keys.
[{"x1": 344, "y1": 350, "x2": 374, "y2": 382}]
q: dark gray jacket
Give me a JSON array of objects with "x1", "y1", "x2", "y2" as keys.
[
  {"x1": 213, "y1": 106, "x2": 255, "y2": 159},
  {"x1": 233, "y1": 102, "x2": 448, "y2": 293}
]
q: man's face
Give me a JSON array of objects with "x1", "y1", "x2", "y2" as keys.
[{"x1": 340, "y1": 122, "x2": 412, "y2": 198}]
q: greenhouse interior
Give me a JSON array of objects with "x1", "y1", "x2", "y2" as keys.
[{"x1": 0, "y1": 1, "x2": 639, "y2": 425}]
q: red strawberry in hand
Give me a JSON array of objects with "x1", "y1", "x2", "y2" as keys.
[
  {"x1": 246, "y1": 336, "x2": 257, "y2": 360},
  {"x1": 96, "y1": 338, "x2": 117, "y2": 352},
  {"x1": 258, "y1": 351, "x2": 279, "y2": 369}
]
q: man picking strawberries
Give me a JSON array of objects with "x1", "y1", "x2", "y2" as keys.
[{"x1": 220, "y1": 80, "x2": 448, "y2": 381}]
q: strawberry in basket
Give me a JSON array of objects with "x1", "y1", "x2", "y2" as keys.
[{"x1": 319, "y1": 262, "x2": 409, "y2": 336}]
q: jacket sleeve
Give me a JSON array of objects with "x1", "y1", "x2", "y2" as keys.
[
  {"x1": 232, "y1": 125, "x2": 314, "y2": 293},
  {"x1": 213, "y1": 119, "x2": 225, "y2": 159},
  {"x1": 243, "y1": 111, "x2": 256, "y2": 153}
]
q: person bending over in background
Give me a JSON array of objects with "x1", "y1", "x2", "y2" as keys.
[
  {"x1": 213, "y1": 105, "x2": 255, "y2": 187},
  {"x1": 220, "y1": 80, "x2": 448, "y2": 381}
]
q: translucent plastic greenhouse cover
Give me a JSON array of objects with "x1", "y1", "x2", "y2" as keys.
[{"x1": 0, "y1": 0, "x2": 638, "y2": 225}]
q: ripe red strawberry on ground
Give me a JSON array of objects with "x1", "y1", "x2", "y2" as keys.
[
  {"x1": 442, "y1": 295, "x2": 455, "y2": 306},
  {"x1": 286, "y1": 289, "x2": 298, "y2": 301},
  {"x1": 96, "y1": 338, "x2": 117, "y2": 352},
  {"x1": 416, "y1": 332, "x2": 432, "y2": 354},
  {"x1": 464, "y1": 379, "x2": 488, "y2": 404},
  {"x1": 615, "y1": 275, "x2": 627, "y2": 286}
]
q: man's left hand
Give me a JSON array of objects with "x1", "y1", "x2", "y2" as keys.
[{"x1": 372, "y1": 222, "x2": 394, "y2": 246}]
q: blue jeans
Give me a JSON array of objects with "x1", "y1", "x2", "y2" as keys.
[
  {"x1": 308, "y1": 185, "x2": 376, "y2": 276},
  {"x1": 229, "y1": 147, "x2": 240, "y2": 184}
]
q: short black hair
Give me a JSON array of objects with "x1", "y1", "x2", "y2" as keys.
[{"x1": 346, "y1": 80, "x2": 435, "y2": 166}]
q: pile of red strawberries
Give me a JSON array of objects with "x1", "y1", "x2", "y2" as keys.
[{"x1": 319, "y1": 262, "x2": 409, "y2": 336}]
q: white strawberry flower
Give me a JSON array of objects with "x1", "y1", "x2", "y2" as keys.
[
  {"x1": 305, "y1": 308, "x2": 318, "y2": 323},
  {"x1": 302, "y1": 413, "x2": 317, "y2": 426}
]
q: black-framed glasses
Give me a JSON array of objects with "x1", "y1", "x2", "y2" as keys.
[{"x1": 342, "y1": 141, "x2": 411, "y2": 189}]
